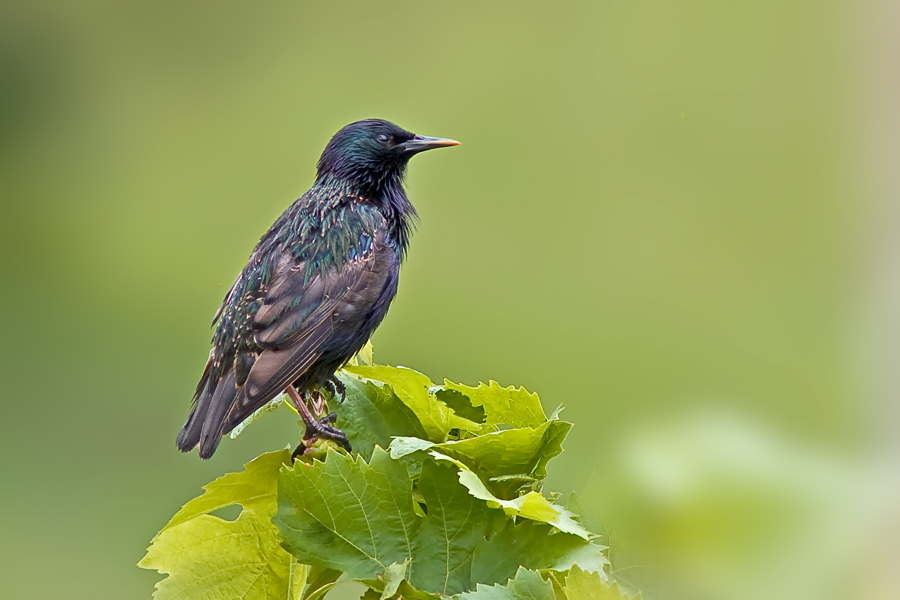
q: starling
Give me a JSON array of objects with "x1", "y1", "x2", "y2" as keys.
[{"x1": 176, "y1": 119, "x2": 458, "y2": 458}]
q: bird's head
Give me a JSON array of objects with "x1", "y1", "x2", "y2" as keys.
[{"x1": 315, "y1": 119, "x2": 458, "y2": 195}]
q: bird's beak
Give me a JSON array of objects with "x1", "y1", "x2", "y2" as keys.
[{"x1": 400, "y1": 135, "x2": 460, "y2": 155}]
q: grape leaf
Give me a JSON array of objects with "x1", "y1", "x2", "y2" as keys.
[
  {"x1": 160, "y1": 450, "x2": 290, "y2": 531},
  {"x1": 275, "y1": 448, "x2": 418, "y2": 579},
  {"x1": 440, "y1": 380, "x2": 547, "y2": 429},
  {"x1": 139, "y1": 450, "x2": 303, "y2": 600},
  {"x1": 358, "y1": 577, "x2": 442, "y2": 600},
  {"x1": 434, "y1": 421, "x2": 571, "y2": 482},
  {"x1": 343, "y1": 365, "x2": 481, "y2": 440},
  {"x1": 301, "y1": 566, "x2": 342, "y2": 600},
  {"x1": 455, "y1": 567, "x2": 556, "y2": 600},
  {"x1": 429, "y1": 451, "x2": 592, "y2": 539},
  {"x1": 276, "y1": 450, "x2": 493, "y2": 595},
  {"x1": 452, "y1": 567, "x2": 632, "y2": 600},
  {"x1": 435, "y1": 388, "x2": 487, "y2": 423},
  {"x1": 471, "y1": 519, "x2": 608, "y2": 587},
  {"x1": 390, "y1": 420, "x2": 571, "y2": 498},
  {"x1": 389, "y1": 436, "x2": 437, "y2": 459},
  {"x1": 276, "y1": 450, "x2": 603, "y2": 597},
  {"x1": 407, "y1": 459, "x2": 496, "y2": 594},
  {"x1": 542, "y1": 569, "x2": 567, "y2": 600}
]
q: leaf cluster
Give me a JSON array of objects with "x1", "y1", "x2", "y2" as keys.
[{"x1": 141, "y1": 355, "x2": 640, "y2": 600}]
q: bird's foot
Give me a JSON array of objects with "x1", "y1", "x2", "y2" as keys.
[
  {"x1": 285, "y1": 385, "x2": 352, "y2": 457},
  {"x1": 291, "y1": 412, "x2": 351, "y2": 457},
  {"x1": 305, "y1": 411, "x2": 351, "y2": 449}
]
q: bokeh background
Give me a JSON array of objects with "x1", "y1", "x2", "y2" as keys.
[{"x1": 2, "y1": 1, "x2": 898, "y2": 598}]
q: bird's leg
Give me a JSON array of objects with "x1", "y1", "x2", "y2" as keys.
[
  {"x1": 285, "y1": 385, "x2": 351, "y2": 455},
  {"x1": 284, "y1": 385, "x2": 318, "y2": 431}
]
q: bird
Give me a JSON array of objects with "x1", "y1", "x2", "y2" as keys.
[{"x1": 176, "y1": 119, "x2": 458, "y2": 458}]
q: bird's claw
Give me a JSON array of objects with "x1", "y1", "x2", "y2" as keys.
[
  {"x1": 302, "y1": 412, "x2": 351, "y2": 452},
  {"x1": 318, "y1": 411, "x2": 338, "y2": 425},
  {"x1": 322, "y1": 376, "x2": 347, "y2": 403},
  {"x1": 291, "y1": 443, "x2": 306, "y2": 460}
]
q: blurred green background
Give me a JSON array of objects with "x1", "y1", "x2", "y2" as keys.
[{"x1": 2, "y1": 1, "x2": 897, "y2": 599}]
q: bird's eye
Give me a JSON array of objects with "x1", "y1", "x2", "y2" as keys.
[{"x1": 376, "y1": 134, "x2": 390, "y2": 143}]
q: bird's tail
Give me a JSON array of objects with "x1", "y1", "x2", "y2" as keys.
[
  {"x1": 175, "y1": 406, "x2": 203, "y2": 452},
  {"x1": 176, "y1": 369, "x2": 238, "y2": 459}
]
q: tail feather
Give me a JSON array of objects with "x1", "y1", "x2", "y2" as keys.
[
  {"x1": 177, "y1": 351, "x2": 217, "y2": 452},
  {"x1": 197, "y1": 370, "x2": 238, "y2": 459},
  {"x1": 175, "y1": 413, "x2": 202, "y2": 452},
  {"x1": 176, "y1": 386, "x2": 212, "y2": 452},
  {"x1": 176, "y1": 366, "x2": 239, "y2": 458}
]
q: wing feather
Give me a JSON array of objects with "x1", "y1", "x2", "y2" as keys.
[{"x1": 178, "y1": 214, "x2": 400, "y2": 457}]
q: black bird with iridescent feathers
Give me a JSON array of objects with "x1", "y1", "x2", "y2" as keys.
[{"x1": 176, "y1": 119, "x2": 458, "y2": 458}]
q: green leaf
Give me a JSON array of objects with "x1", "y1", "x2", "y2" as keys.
[
  {"x1": 276, "y1": 450, "x2": 492, "y2": 596},
  {"x1": 564, "y1": 566, "x2": 637, "y2": 600},
  {"x1": 328, "y1": 375, "x2": 429, "y2": 461},
  {"x1": 440, "y1": 380, "x2": 547, "y2": 429},
  {"x1": 429, "y1": 451, "x2": 592, "y2": 539},
  {"x1": 389, "y1": 420, "x2": 571, "y2": 503},
  {"x1": 357, "y1": 578, "x2": 441, "y2": 600},
  {"x1": 362, "y1": 588, "x2": 382, "y2": 600},
  {"x1": 471, "y1": 519, "x2": 608, "y2": 587},
  {"x1": 542, "y1": 570, "x2": 567, "y2": 600},
  {"x1": 421, "y1": 421, "x2": 571, "y2": 491},
  {"x1": 276, "y1": 448, "x2": 419, "y2": 579},
  {"x1": 302, "y1": 566, "x2": 342, "y2": 600},
  {"x1": 435, "y1": 388, "x2": 486, "y2": 424},
  {"x1": 407, "y1": 459, "x2": 496, "y2": 595},
  {"x1": 455, "y1": 567, "x2": 556, "y2": 600},
  {"x1": 290, "y1": 561, "x2": 310, "y2": 600},
  {"x1": 140, "y1": 516, "x2": 307, "y2": 600},
  {"x1": 160, "y1": 450, "x2": 290, "y2": 532},
  {"x1": 139, "y1": 450, "x2": 303, "y2": 600},
  {"x1": 393, "y1": 581, "x2": 442, "y2": 600},
  {"x1": 277, "y1": 449, "x2": 601, "y2": 597},
  {"x1": 445, "y1": 421, "x2": 571, "y2": 482},
  {"x1": 389, "y1": 436, "x2": 436, "y2": 459},
  {"x1": 343, "y1": 365, "x2": 481, "y2": 441}
]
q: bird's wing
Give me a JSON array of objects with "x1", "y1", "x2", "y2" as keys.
[
  {"x1": 193, "y1": 229, "x2": 398, "y2": 456},
  {"x1": 243, "y1": 246, "x2": 391, "y2": 401}
]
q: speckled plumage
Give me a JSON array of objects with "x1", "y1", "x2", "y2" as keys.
[{"x1": 177, "y1": 119, "x2": 457, "y2": 458}]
